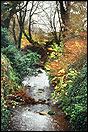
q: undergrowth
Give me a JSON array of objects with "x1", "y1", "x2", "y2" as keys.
[
  {"x1": 45, "y1": 36, "x2": 87, "y2": 131},
  {"x1": 1, "y1": 27, "x2": 41, "y2": 82},
  {"x1": 1, "y1": 27, "x2": 41, "y2": 131}
]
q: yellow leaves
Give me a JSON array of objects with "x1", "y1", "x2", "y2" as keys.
[
  {"x1": 1, "y1": 96, "x2": 4, "y2": 100},
  {"x1": 67, "y1": 80, "x2": 72, "y2": 83},
  {"x1": 55, "y1": 60, "x2": 58, "y2": 62},
  {"x1": 63, "y1": 83, "x2": 67, "y2": 87},
  {"x1": 21, "y1": 39, "x2": 30, "y2": 49},
  {"x1": 61, "y1": 90, "x2": 64, "y2": 92},
  {"x1": 52, "y1": 77, "x2": 57, "y2": 81},
  {"x1": 75, "y1": 41, "x2": 81, "y2": 47},
  {"x1": 70, "y1": 71, "x2": 75, "y2": 73},
  {"x1": 58, "y1": 69, "x2": 66, "y2": 74},
  {"x1": 65, "y1": 92, "x2": 68, "y2": 96},
  {"x1": 47, "y1": 52, "x2": 49, "y2": 54},
  {"x1": 55, "y1": 85, "x2": 59, "y2": 89},
  {"x1": 4, "y1": 100, "x2": 6, "y2": 104},
  {"x1": 48, "y1": 48, "x2": 54, "y2": 51},
  {"x1": 45, "y1": 65, "x2": 50, "y2": 71},
  {"x1": 50, "y1": 52, "x2": 55, "y2": 58},
  {"x1": 69, "y1": 84, "x2": 72, "y2": 88}
]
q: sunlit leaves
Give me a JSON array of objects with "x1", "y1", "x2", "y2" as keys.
[
  {"x1": 45, "y1": 34, "x2": 87, "y2": 131},
  {"x1": 58, "y1": 69, "x2": 66, "y2": 74},
  {"x1": 1, "y1": 53, "x2": 21, "y2": 96}
]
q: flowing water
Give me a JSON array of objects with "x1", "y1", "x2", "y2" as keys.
[{"x1": 8, "y1": 68, "x2": 71, "y2": 131}]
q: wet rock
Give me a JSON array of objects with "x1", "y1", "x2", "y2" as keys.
[
  {"x1": 38, "y1": 89, "x2": 45, "y2": 93},
  {"x1": 47, "y1": 98, "x2": 50, "y2": 101},
  {"x1": 39, "y1": 112, "x2": 48, "y2": 115},
  {"x1": 37, "y1": 70, "x2": 43, "y2": 73},
  {"x1": 24, "y1": 107, "x2": 30, "y2": 111},
  {"x1": 38, "y1": 99, "x2": 46, "y2": 103}
]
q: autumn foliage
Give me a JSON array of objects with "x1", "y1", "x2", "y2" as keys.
[
  {"x1": 45, "y1": 30, "x2": 87, "y2": 131},
  {"x1": 45, "y1": 31, "x2": 87, "y2": 79}
]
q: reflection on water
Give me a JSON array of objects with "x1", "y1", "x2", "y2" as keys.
[{"x1": 8, "y1": 68, "x2": 71, "y2": 131}]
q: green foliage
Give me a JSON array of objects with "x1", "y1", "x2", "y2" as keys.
[
  {"x1": 51, "y1": 61, "x2": 87, "y2": 131},
  {"x1": 1, "y1": 96, "x2": 11, "y2": 131},
  {"x1": 1, "y1": 53, "x2": 21, "y2": 96},
  {"x1": 51, "y1": 42, "x2": 64, "y2": 53},
  {"x1": 1, "y1": 27, "x2": 41, "y2": 131},
  {"x1": 49, "y1": 42, "x2": 64, "y2": 59},
  {"x1": 13, "y1": 49, "x2": 41, "y2": 78},
  {"x1": 1, "y1": 27, "x2": 15, "y2": 48},
  {"x1": 1, "y1": 27, "x2": 41, "y2": 81},
  {"x1": 1, "y1": 53, "x2": 25, "y2": 131}
]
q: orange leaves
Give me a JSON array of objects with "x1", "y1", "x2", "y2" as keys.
[
  {"x1": 12, "y1": 88, "x2": 36, "y2": 104},
  {"x1": 48, "y1": 48, "x2": 54, "y2": 51},
  {"x1": 21, "y1": 39, "x2": 30, "y2": 49},
  {"x1": 45, "y1": 31, "x2": 87, "y2": 95},
  {"x1": 58, "y1": 69, "x2": 66, "y2": 74}
]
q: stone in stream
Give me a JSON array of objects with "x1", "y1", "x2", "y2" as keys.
[
  {"x1": 37, "y1": 70, "x2": 43, "y2": 73},
  {"x1": 47, "y1": 98, "x2": 50, "y2": 101},
  {"x1": 39, "y1": 112, "x2": 48, "y2": 115},
  {"x1": 38, "y1": 99, "x2": 46, "y2": 103},
  {"x1": 24, "y1": 107, "x2": 30, "y2": 111},
  {"x1": 48, "y1": 111, "x2": 55, "y2": 115},
  {"x1": 39, "y1": 111, "x2": 55, "y2": 115},
  {"x1": 38, "y1": 89, "x2": 45, "y2": 93}
]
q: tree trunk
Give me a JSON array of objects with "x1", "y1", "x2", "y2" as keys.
[
  {"x1": 23, "y1": 30, "x2": 39, "y2": 45},
  {"x1": 18, "y1": 31, "x2": 22, "y2": 49},
  {"x1": 12, "y1": 17, "x2": 17, "y2": 46},
  {"x1": 29, "y1": 19, "x2": 32, "y2": 40},
  {"x1": 59, "y1": 1, "x2": 71, "y2": 28}
]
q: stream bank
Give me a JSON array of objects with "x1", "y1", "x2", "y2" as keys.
[{"x1": 8, "y1": 68, "x2": 71, "y2": 131}]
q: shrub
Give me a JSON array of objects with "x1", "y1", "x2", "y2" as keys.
[
  {"x1": 1, "y1": 27, "x2": 15, "y2": 48},
  {"x1": 1, "y1": 53, "x2": 21, "y2": 97},
  {"x1": 1, "y1": 27, "x2": 41, "y2": 131},
  {"x1": 2, "y1": 46, "x2": 41, "y2": 79},
  {"x1": 1, "y1": 27, "x2": 41, "y2": 81},
  {"x1": 1, "y1": 96, "x2": 11, "y2": 131},
  {"x1": 1, "y1": 53, "x2": 22, "y2": 131},
  {"x1": 51, "y1": 61, "x2": 87, "y2": 131}
]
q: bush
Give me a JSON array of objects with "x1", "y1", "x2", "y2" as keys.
[
  {"x1": 1, "y1": 96, "x2": 11, "y2": 131},
  {"x1": 66, "y1": 62, "x2": 87, "y2": 131},
  {"x1": 1, "y1": 27, "x2": 41, "y2": 81},
  {"x1": 2, "y1": 46, "x2": 41, "y2": 80},
  {"x1": 52, "y1": 61, "x2": 87, "y2": 131},
  {"x1": 1, "y1": 53, "x2": 22, "y2": 131},
  {"x1": 1, "y1": 27, "x2": 15, "y2": 48},
  {"x1": 1, "y1": 27, "x2": 41, "y2": 131},
  {"x1": 1, "y1": 53, "x2": 21, "y2": 97}
]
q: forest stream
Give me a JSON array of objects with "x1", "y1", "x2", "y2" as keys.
[{"x1": 8, "y1": 68, "x2": 71, "y2": 131}]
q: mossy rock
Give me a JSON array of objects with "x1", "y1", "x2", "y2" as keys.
[
  {"x1": 38, "y1": 99, "x2": 46, "y2": 102},
  {"x1": 48, "y1": 111, "x2": 55, "y2": 115},
  {"x1": 37, "y1": 70, "x2": 43, "y2": 73}
]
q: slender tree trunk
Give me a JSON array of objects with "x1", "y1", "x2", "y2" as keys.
[
  {"x1": 29, "y1": 16, "x2": 32, "y2": 40},
  {"x1": 23, "y1": 30, "x2": 39, "y2": 45},
  {"x1": 59, "y1": 1, "x2": 71, "y2": 28},
  {"x1": 12, "y1": 17, "x2": 17, "y2": 46},
  {"x1": 18, "y1": 30, "x2": 22, "y2": 49},
  {"x1": 56, "y1": 1, "x2": 63, "y2": 45},
  {"x1": 23, "y1": 30, "x2": 31, "y2": 42}
]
